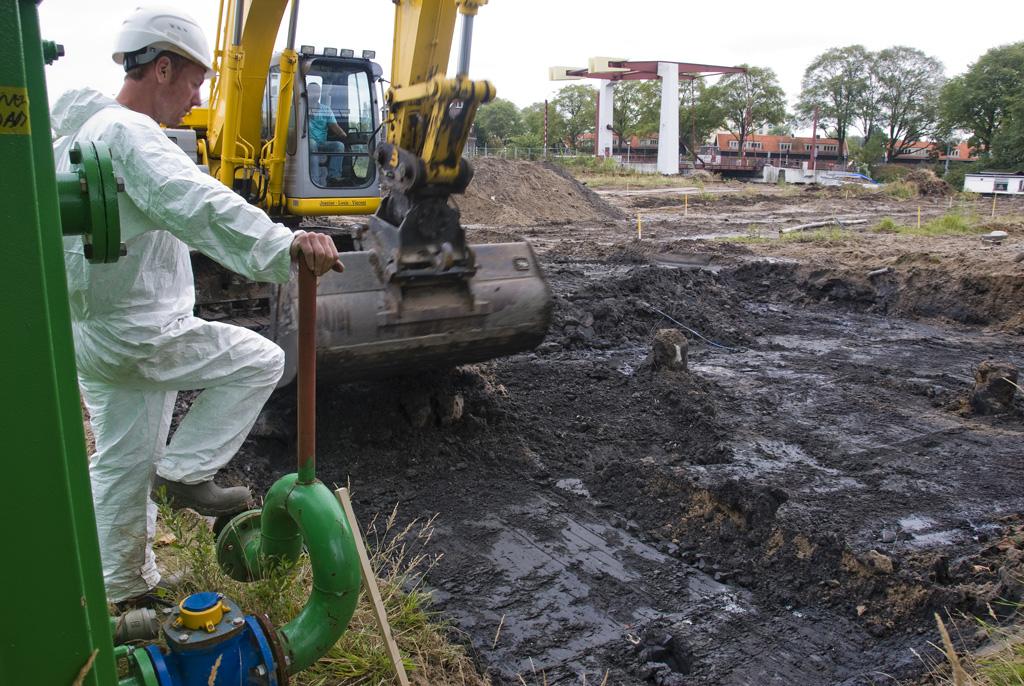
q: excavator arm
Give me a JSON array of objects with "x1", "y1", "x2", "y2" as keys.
[
  {"x1": 386, "y1": 0, "x2": 493, "y2": 185},
  {"x1": 370, "y1": 0, "x2": 497, "y2": 283}
]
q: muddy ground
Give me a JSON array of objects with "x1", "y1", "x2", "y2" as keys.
[{"x1": 229, "y1": 169, "x2": 1024, "y2": 685}]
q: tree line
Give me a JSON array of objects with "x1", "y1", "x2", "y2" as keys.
[{"x1": 473, "y1": 42, "x2": 1024, "y2": 175}]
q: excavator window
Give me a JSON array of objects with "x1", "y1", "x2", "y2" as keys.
[{"x1": 304, "y1": 58, "x2": 375, "y2": 189}]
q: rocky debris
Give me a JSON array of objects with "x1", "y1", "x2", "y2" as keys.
[
  {"x1": 644, "y1": 328, "x2": 689, "y2": 373},
  {"x1": 968, "y1": 360, "x2": 1019, "y2": 415},
  {"x1": 398, "y1": 386, "x2": 434, "y2": 428},
  {"x1": 863, "y1": 549, "x2": 895, "y2": 575}
]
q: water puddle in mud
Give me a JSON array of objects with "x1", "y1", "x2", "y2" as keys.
[
  {"x1": 429, "y1": 493, "x2": 741, "y2": 680},
  {"x1": 895, "y1": 515, "x2": 959, "y2": 548}
]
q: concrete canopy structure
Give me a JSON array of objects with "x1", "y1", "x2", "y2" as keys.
[{"x1": 551, "y1": 58, "x2": 745, "y2": 174}]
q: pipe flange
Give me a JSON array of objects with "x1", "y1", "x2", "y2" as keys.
[
  {"x1": 63, "y1": 141, "x2": 123, "y2": 263},
  {"x1": 254, "y1": 612, "x2": 290, "y2": 686},
  {"x1": 215, "y1": 509, "x2": 263, "y2": 581}
]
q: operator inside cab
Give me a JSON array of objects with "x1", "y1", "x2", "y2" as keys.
[
  {"x1": 306, "y1": 80, "x2": 347, "y2": 185},
  {"x1": 301, "y1": 60, "x2": 375, "y2": 189}
]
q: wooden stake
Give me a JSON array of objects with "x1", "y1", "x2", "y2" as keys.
[
  {"x1": 684, "y1": 194, "x2": 689, "y2": 217},
  {"x1": 992, "y1": 193, "x2": 997, "y2": 218},
  {"x1": 335, "y1": 488, "x2": 410, "y2": 686},
  {"x1": 636, "y1": 214, "x2": 642, "y2": 240},
  {"x1": 917, "y1": 206, "x2": 921, "y2": 229}
]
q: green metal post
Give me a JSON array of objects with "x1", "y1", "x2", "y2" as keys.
[{"x1": 0, "y1": 2, "x2": 117, "y2": 684}]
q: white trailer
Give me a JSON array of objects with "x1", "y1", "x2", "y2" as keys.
[{"x1": 963, "y1": 171, "x2": 1024, "y2": 195}]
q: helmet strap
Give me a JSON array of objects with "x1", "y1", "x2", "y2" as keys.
[{"x1": 123, "y1": 46, "x2": 160, "y2": 72}]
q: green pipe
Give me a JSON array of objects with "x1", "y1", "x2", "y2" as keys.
[
  {"x1": 237, "y1": 473, "x2": 362, "y2": 674},
  {"x1": 57, "y1": 172, "x2": 89, "y2": 234},
  {"x1": 116, "y1": 647, "x2": 160, "y2": 686}
]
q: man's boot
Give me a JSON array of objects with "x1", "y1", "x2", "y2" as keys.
[
  {"x1": 113, "y1": 572, "x2": 183, "y2": 614},
  {"x1": 152, "y1": 476, "x2": 253, "y2": 516}
]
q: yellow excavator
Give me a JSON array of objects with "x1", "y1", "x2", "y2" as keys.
[{"x1": 175, "y1": 0, "x2": 551, "y2": 384}]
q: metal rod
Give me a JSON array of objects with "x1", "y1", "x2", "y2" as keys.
[
  {"x1": 232, "y1": 0, "x2": 244, "y2": 46},
  {"x1": 457, "y1": 13, "x2": 474, "y2": 77},
  {"x1": 297, "y1": 265, "x2": 316, "y2": 484},
  {"x1": 285, "y1": 0, "x2": 300, "y2": 51}
]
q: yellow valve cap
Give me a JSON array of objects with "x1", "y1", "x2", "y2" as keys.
[{"x1": 178, "y1": 592, "x2": 227, "y2": 632}]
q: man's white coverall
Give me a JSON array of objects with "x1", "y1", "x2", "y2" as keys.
[{"x1": 52, "y1": 89, "x2": 296, "y2": 602}]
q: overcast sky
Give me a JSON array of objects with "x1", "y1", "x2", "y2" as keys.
[{"x1": 39, "y1": 0, "x2": 1023, "y2": 131}]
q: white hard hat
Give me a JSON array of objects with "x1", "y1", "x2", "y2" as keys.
[{"x1": 113, "y1": 5, "x2": 213, "y2": 78}]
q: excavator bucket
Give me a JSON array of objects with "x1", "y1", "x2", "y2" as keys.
[{"x1": 272, "y1": 240, "x2": 551, "y2": 384}]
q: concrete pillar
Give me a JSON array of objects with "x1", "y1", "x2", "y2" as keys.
[
  {"x1": 657, "y1": 62, "x2": 679, "y2": 175},
  {"x1": 597, "y1": 79, "x2": 614, "y2": 158}
]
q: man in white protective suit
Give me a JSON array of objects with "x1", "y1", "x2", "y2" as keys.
[{"x1": 51, "y1": 6, "x2": 341, "y2": 606}]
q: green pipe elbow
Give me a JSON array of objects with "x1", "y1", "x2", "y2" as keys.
[
  {"x1": 261, "y1": 474, "x2": 362, "y2": 674},
  {"x1": 257, "y1": 473, "x2": 306, "y2": 566},
  {"x1": 217, "y1": 475, "x2": 305, "y2": 581},
  {"x1": 216, "y1": 473, "x2": 362, "y2": 673}
]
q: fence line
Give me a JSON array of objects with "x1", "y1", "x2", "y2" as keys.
[
  {"x1": 464, "y1": 146, "x2": 707, "y2": 169},
  {"x1": 464, "y1": 146, "x2": 593, "y2": 161}
]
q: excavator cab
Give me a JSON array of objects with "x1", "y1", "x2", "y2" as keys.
[{"x1": 263, "y1": 50, "x2": 383, "y2": 215}]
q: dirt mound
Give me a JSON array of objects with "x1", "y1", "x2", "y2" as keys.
[
  {"x1": 712, "y1": 228, "x2": 1024, "y2": 332},
  {"x1": 452, "y1": 157, "x2": 625, "y2": 226},
  {"x1": 903, "y1": 168, "x2": 952, "y2": 196},
  {"x1": 726, "y1": 253, "x2": 1024, "y2": 329},
  {"x1": 543, "y1": 264, "x2": 754, "y2": 353},
  {"x1": 690, "y1": 169, "x2": 716, "y2": 182}
]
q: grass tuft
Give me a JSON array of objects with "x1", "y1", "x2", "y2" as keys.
[
  {"x1": 884, "y1": 180, "x2": 920, "y2": 200},
  {"x1": 923, "y1": 596, "x2": 1024, "y2": 686},
  {"x1": 779, "y1": 227, "x2": 855, "y2": 243},
  {"x1": 156, "y1": 498, "x2": 488, "y2": 685},
  {"x1": 717, "y1": 226, "x2": 856, "y2": 244},
  {"x1": 872, "y1": 216, "x2": 906, "y2": 233},
  {"x1": 873, "y1": 212, "x2": 988, "y2": 237}
]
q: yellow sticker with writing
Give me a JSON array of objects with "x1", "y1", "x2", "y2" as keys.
[{"x1": 0, "y1": 87, "x2": 30, "y2": 135}]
